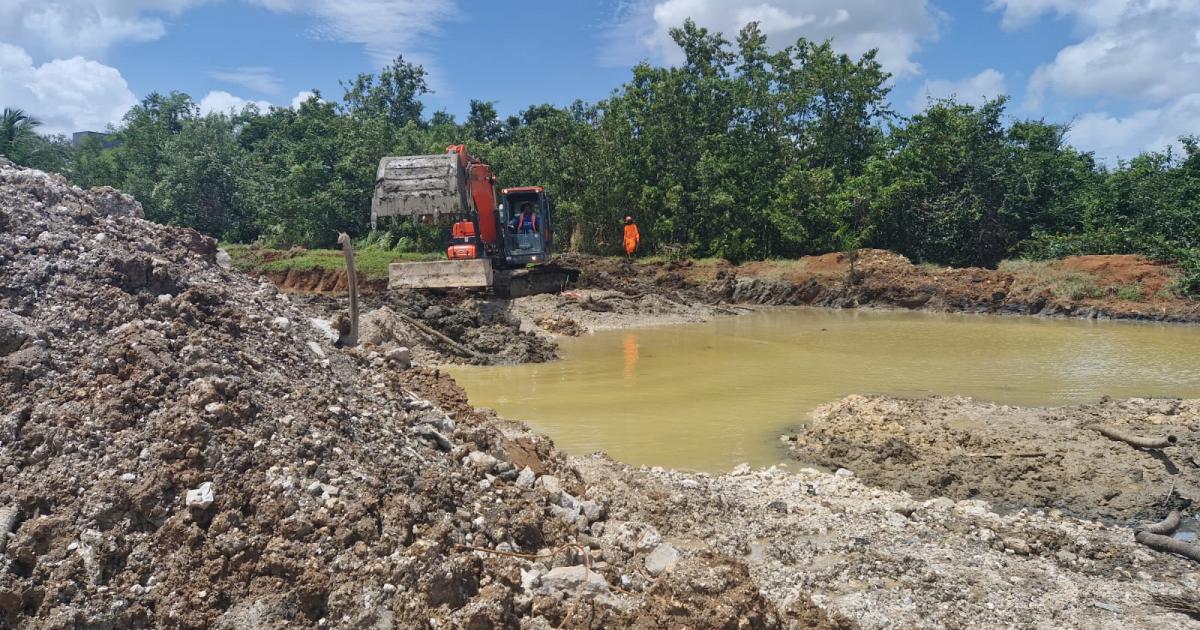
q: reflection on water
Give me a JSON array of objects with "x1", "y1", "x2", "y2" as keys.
[
  {"x1": 623, "y1": 333, "x2": 638, "y2": 387},
  {"x1": 449, "y1": 309, "x2": 1200, "y2": 472}
]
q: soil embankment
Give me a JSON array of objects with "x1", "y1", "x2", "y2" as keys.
[
  {"x1": 786, "y1": 395, "x2": 1199, "y2": 523},
  {"x1": 561, "y1": 249, "x2": 1200, "y2": 323}
]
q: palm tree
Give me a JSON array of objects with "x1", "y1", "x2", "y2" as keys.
[{"x1": 0, "y1": 108, "x2": 42, "y2": 159}]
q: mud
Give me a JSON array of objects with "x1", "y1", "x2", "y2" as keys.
[
  {"x1": 300, "y1": 291, "x2": 559, "y2": 366},
  {"x1": 264, "y1": 268, "x2": 389, "y2": 295},
  {"x1": 786, "y1": 395, "x2": 1199, "y2": 523},
  {"x1": 510, "y1": 289, "x2": 739, "y2": 335}
]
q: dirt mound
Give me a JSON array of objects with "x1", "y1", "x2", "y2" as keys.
[
  {"x1": 1058, "y1": 255, "x2": 1173, "y2": 294},
  {"x1": 512, "y1": 290, "x2": 734, "y2": 335},
  {"x1": 786, "y1": 395, "x2": 1199, "y2": 522},
  {"x1": 0, "y1": 164, "x2": 834, "y2": 628},
  {"x1": 264, "y1": 268, "x2": 389, "y2": 294}
]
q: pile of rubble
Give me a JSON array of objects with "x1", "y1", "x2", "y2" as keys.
[
  {"x1": 580, "y1": 457, "x2": 1200, "y2": 629},
  {"x1": 0, "y1": 164, "x2": 815, "y2": 627}
]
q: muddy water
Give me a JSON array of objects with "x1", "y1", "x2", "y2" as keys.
[{"x1": 450, "y1": 309, "x2": 1200, "y2": 472}]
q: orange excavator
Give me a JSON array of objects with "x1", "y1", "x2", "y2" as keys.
[{"x1": 371, "y1": 144, "x2": 576, "y2": 297}]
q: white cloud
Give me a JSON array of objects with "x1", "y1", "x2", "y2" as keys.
[
  {"x1": 912, "y1": 69, "x2": 1008, "y2": 111},
  {"x1": 1067, "y1": 95, "x2": 1200, "y2": 164},
  {"x1": 990, "y1": 0, "x2": 1149, "y2": 31},
  {"x1": 249, "y1": 0, "x2": 458, "y2": 66},
  {"x1": 209, "y1": 66, "x2": 284, "y2": 95},
  {"x1": 909, "y1": 69, "x2": 1006, "y2": 111},
  {"x1": 0, "y1": 43, "x2": 137, "y2": 135},
  {"x1": 994, "y1": 0, "x2": 1200, "y2": 163},
  {"x1": 0, "y1": 0, "x2": 207, "y2": 57},
  {"x1": 1, "y1": 1, "x2": 456, "y2": 67},
  {"x1": 993, "y1": 1, "x2": 1200, "y2": 107},
  {"x1": 290, "y1": 90, "x2": 320, "y2": 108},
  {"x1": 605, "y1": 0, "x2": 942, "y2": 77},
  {"x1": 197, "y1": 90, "x2": 271, "y2": 116}
]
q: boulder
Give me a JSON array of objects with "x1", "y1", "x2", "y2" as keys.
[
  {"x1": 644, "y1": 543, "x2": 680, "y2": 576},
  {"x1": 540, "y1": 565, "x2": 608, "y2": 593}
]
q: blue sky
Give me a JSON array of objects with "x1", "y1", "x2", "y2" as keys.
[{"x1": 2, "y1": 1, "x2": 1199, "y2": 163}]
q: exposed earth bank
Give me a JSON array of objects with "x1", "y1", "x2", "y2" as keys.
[
  {"x1": 557, "y1": 249, "x2": 1200, "y2": 324},
  {"x1": 239, "y1": 247, "x2": 1200, "y2": 364}
]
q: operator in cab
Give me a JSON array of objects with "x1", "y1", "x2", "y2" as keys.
[
  {"x1": 513, "y1": 202, "x2": 540, "y2": 234},
  {"x1": 623, "y1": 215, "x2": 640, "y2": 257}
]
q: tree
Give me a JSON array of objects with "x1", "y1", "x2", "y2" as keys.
[
  {"x1": 0, "y1": 108, "x2": 45, "y2": 164},
  {"x1": 109, "y1": 92, "x2": 200, "y2": 218},
  {"x1": 466, "y1": 100, "x2": 502, "y2": 143},
  {"x1": 341, "y1": 56, "x2": 429, "y2": 126},
  {"x1": 151, "y1": 114, "x2": 248, "y2": 239}
]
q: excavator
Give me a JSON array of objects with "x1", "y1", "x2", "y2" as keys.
[{"x1": 371, "y1": 144, "x2": 577, "y2": 297}]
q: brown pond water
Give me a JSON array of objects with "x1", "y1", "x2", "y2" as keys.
[{"x1": 449, "y1": 309, "x2": 1200, "y2": 472}]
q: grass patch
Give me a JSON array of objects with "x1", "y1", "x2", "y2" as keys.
[
  {"x1": 1113, "y1": 284, "x2": 1145, "y2": 301},
  {"x1": 222, "y1": 243, "x2": 439, "y2": 280},
  {"x1": 1001, "y1": 259, "x2": 1105, "y2": 300}
]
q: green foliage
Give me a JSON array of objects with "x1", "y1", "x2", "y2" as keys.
[
  {"x1": 0, "y1": 108, "x2": 40, "y2": 160},
  {"x1": 223, "y1": 243, "x2": 438, "y2": 280},
  {"x1": 1172, "y1": 249, "x2": 1200, "y2": 297},
  {"x1": 0, "y1": 108, "x2": 74, "y2": 172},
  {"x1": 7, "y1": 28, "x2": 1200, "y2": 296},
  {"x1": 340, "y1": 55, "x2": 429, "y2": 126}
]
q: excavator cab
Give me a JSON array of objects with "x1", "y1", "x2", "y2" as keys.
[{"x1": 497, "y1": 187, "x2": 553, "y2": 268}]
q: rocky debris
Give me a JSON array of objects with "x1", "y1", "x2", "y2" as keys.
[
  {"x1": 185, "y1": 482, "x2": 215, "y2": 509},
  {"x1": 578, "y1": 456, "x2": 1200, "y2": 629},
  {"x1": 533, "y1": 316, "x2": 584, "y2": 337},
  {"x1": 644, "y1": 543, "x2": 680, "y2": 576},
  {"x1": 512, "y1": 289, "x2": 731, "y2": 334},
  {"x1": 515, "y1": 467, "x2": 536, "y2": 489},
  {"x1": 0, "y1": 164, "x2": 848, "y2": 628},
  {"x1": 302, "y1": 294, "x2": 557, "y2": 366},
  {"x1": 788, "y1": 394, "x2": 1199, "y2": 522},
  {"x1": 383, "y1": 346, "x2": 411, "y2": 368},
  {"x1": 539, "y1": 565, "x2": 608, "y2": 593}
]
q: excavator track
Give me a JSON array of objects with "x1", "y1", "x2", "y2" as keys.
[{"x1": 492, "y1": 264, "x2": 580, "y2": 298}]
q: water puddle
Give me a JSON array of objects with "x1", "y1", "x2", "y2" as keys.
[{"x1": 450, "y1": 309, "x2": 1200, "y2": 472}]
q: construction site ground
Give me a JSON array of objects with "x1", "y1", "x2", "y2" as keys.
[{"x1": 3, "y1": 162, "x2": 1199, "y2": 628}]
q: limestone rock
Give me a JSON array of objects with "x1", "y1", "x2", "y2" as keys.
[{"x1": 644, "y1": 543, "x2": 680, "y2": 576}]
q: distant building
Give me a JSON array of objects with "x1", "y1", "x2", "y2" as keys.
[{"x1": 71, "y1": 131, "x2": 120, "y2": 149}]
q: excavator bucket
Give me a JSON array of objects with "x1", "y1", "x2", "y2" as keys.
[
  {"x1": 388, "y1": 259, "x2": 493, "y2": 290},
  {"x1": 371, "y1": 154, "x2": 466, "y2": 227}
]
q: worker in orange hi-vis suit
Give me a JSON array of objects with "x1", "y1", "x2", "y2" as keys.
[{"x1": 623, "y1": 215, "x2": 640, "y2": 257}]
